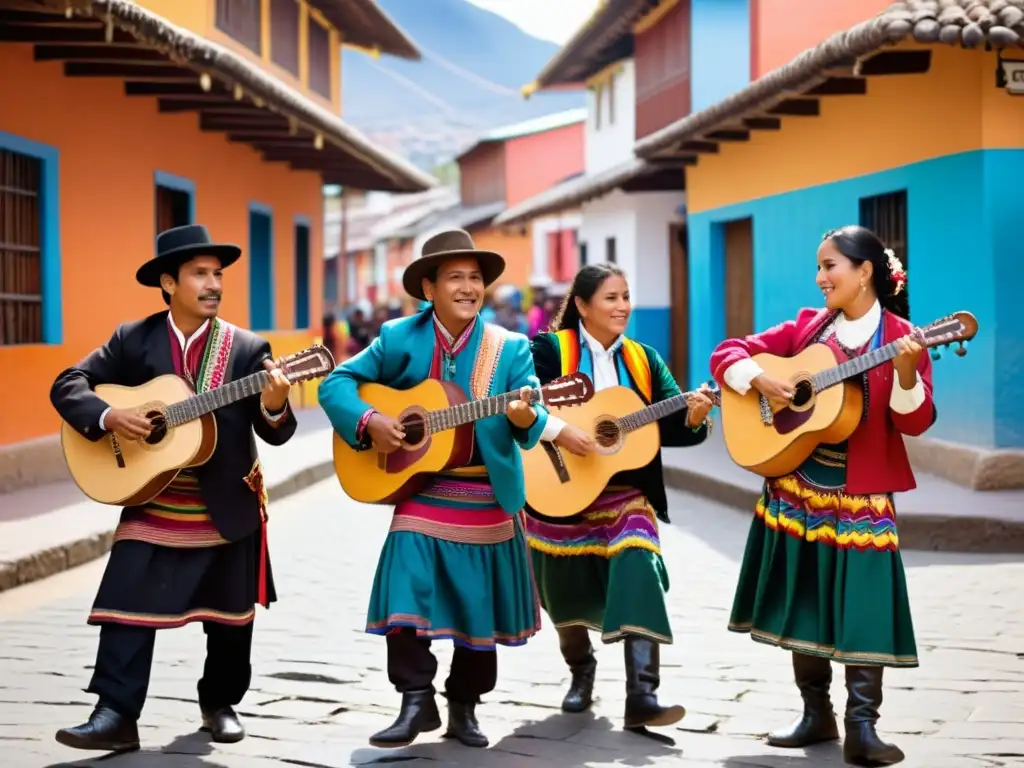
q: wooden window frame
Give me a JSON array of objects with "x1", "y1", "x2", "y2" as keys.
[
  {"x1": 0, "y1": 131, "x2": 60, "y2": 347},
  {"x1": 249, "y1": 202, "x2": 275, "y2": 331},
  {"x1": 154, "y1": 170, "x2": 195, "y2": 236},
  {"x1": 270, "y1": 0, "x2": 301, "y2": 77},
  {"x1": 215, "y1": 0, "x2": 263, "y2": 55},
  {"x1": 307, "y1": 13, "x2": 332, "y2": 99}
]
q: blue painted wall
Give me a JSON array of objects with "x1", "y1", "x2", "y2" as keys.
[
  {"x1": 687, "y1": 150, "x2": 1021, "y2": 448},
  {"x1": 690, "y1": 0, "x2": 751, "y2": 112},
  {"x1": 249, "y1": 203, "x2": 274, "y2": 331},
  {"x1": 630, "y1": 307, "x2": 670, "y2": 364},
  {"x1": 0, "y1": 130, "x2": 62, "y2": 345}
]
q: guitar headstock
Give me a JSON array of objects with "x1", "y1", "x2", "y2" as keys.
[
  {"x1": 279, "y1": 344, "x2": 337, "y2": 383},
  {"x1": 916, "y1": 311, "x2": 978, "y2": 358},
  {"x1": 689, "y1": 380, "x2": 722, "y2": 408},
  {"x1": 538, "y1": 372, "x2": 595, "y2": 408}
]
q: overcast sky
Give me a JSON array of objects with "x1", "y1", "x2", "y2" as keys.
[{"x1": 465, "y1": 0, "x2": 602, "y2": 45}]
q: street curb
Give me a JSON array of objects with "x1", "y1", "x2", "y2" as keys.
[
  {"x1": 0, "y1": 460, "x2": 336, "y2": 595},
  {"x1": 663, "y1": 465, "x2": 1024, "y2": 554}
]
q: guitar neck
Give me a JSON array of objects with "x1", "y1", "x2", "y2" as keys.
[
  {"x1": 618, "y1": 393, "x2": 690, "y2": 434},
  {"x1": 813, "y1": 339, "x2": 903, "y2": 392},
  {"x1": 164, "y1": 371, "x2": 270, "y2": 427},
  {"x1": 426, "y1": 390, "x2": 527, "y2": 432}
]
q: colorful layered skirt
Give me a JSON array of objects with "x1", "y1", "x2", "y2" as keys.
[
  {"x1": 728, "y1": 444, "x2": 918, "y2": 667},
  {"x1": 526, "y1": 486, "x2": 672, "y2": 644},
  {"x1": 365, "y1": 467, "x2": 541, "y2": 651}
]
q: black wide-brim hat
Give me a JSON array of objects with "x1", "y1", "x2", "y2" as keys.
[
  {"x1": 402, "y1": 228, "x2": 505, "y2": 301},
  {"x1": 137, "y1": 224, "x2": 242, "y2": 288}
]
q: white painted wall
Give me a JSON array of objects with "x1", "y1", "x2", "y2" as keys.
[
  {"x1": 579, "y1": 190, "x2": 685, "y2": 308},
  {"x1": 585, "y1": 59, "x2": 636, "y2": 174},
  {"x1": 530, "y1": 211, "x2": 582, "y2": 285}
]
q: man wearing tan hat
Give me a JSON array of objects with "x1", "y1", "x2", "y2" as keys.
[{"x1": 319, "y1": 229, "x2": 549, "y2": 749}]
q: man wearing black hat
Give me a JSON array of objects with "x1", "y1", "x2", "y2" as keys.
[
  {"x1": 49, "y1": 224, "x2": 297, "y2": 753},
  {"x1": 319, "y1": 229, "x2": 550, "y2": 749}
]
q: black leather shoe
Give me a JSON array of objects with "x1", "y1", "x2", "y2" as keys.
[
  {"x1": 843, "y1": 666, "x2": 905, "y2": 766},
  {"x1": 767, "y1": 652, "x2": 840, "y2": 748},
  {"x1": 623, "y1": 637, "x2": 685, "y2": 730},
  {"x1": 369, "y1": 689, "x2": 442, "y2": 748},
  {"x1": 54, "y1": 705, "x2": 140, "y2": 752},
  {"x1": 201, "y1": 706, "x2": 246, "y2": 743},
  {"x1": 557, "y1": 626, "x2": 597, "y2": 713},
  {"x1": 443, "y1": 700, "x2": 488, "y2": 748}
]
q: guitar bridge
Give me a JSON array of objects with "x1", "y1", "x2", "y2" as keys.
[
  {"x1": 541, "y1": 442, "x2": 570, "y2": 484},
  {"x1": 758, "y1": 394, "x2": 774, "y2": 427}
]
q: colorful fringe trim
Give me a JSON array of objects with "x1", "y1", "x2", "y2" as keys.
[
  {"x1": 759, "y1": 473, "x2": 899, "y2": 552},
  {"x1": 114, "y1": 472, "x2": 227, "y2": 548},
  {"x1": 391, "y1": 468, "x2": 515, "y2": 544},
  {"x1": 525, "y1": 487, "x2": 661, "y2": 558}
]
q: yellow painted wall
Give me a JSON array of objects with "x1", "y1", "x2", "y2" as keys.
[{"x1": 687, "y1": 45, "x2": 1024, "y2": 214}]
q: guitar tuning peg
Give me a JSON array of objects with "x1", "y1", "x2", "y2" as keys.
[
  {"x1": 955, "y1": 340, "x2": 967, "y2": 357},
  {"x1": 930, "y1": 348, "x2": 942, "y2": 361}
]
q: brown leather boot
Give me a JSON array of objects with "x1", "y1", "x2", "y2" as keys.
[
  {"x1": 767, "y1": 652, "x2": 840, "y2": 748},
  {"x1": 557, "y1": 625, "x2": 597, "y2": 713},
  {"x1": 622, "y1": 636, "x2": 685, "y2": 730},
  {"x1": 843, "y1": 665, "x2": 904, "y2": 766}
]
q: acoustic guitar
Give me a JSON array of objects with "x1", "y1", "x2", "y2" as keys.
[
  {"x1": 718, "y1": 311, "x2": 978, "y2": 478},
  {"x1": 521, "y1": 382, "x2": 721, "y2": 518},
  {"x1": 60, "y1": 344, "x2": 335, "y2": 506},
  {"x1": 332, "y1": 372, "x2": 595, "y2": 504}
]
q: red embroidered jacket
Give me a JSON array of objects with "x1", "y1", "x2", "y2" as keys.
[{"x1": 709, "y1": 307, "x2": 936, "y2": 495}]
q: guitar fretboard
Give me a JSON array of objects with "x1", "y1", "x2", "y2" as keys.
[
  {"x1": 164, "y1": 371, "x2": 270, "y2": 427},
  {"x1": 425, "y1": 390, "x2": 533, "y2": 432},
  {"x1": 811, "y1": 339, "x2": 903, "y2": 392},
  {"x1": 617, "y1": 393, "x2": 690, "y2": 433}
]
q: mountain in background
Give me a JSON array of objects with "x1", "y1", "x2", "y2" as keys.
[{"x1": 342, "y1": 0, "x2": 584, "y2": 170}]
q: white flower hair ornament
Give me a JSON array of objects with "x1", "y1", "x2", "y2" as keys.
[{"x1": 884, "y1": 248, "x2": 907, "y2": 296}]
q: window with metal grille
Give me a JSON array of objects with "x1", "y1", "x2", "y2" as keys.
[
  {"x1": 216, "y1": 0, "x2": 263, "y2": 55},
  {"x1": 0, "y1": 149, "x2": 43, "y2": 346},
  {"x1": 859, "y1": 190, "x2": 908, "y2": 311},
  {"x1": 270, "y1": 0, "x2": 300, "y2": 77},
  {"x1": 308, "y1": 16, "x2": 332, "y2": 99}
]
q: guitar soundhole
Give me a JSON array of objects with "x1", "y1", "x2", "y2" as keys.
[
  {"x1": 791, "y1": 380, "x2": 814, "y2": 408},
  {"x1": 595, "y1": 419, "x2": 620, "y2": 449},
  {"x1": 400, "y1": 415, "x2": 427, "y2": 446},
  {"x1": 144, "y1": 411, "x2": 168, "y2": 445}
]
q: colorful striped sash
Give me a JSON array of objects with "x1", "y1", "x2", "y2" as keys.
[{"x1": 552, "y1": 328, "x2": 652, "y2": 402}]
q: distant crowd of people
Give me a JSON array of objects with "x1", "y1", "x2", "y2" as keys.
[{"x1": 322, "y1": 286, "x2": 563, "y2": 362}]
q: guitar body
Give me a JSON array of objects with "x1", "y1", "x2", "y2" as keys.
[
  {"x1": 719, "y1": 343, "x2": 864, "y2": 478},
  {"x1": 332, "y1": 379, "x2": 475, "y2": 505},
  {"x1": 60, "y1": 374, "x2": 218, "y2": 506},
  {"x1": 522, "y1": 386, "x2": 661, "y2": 518}
]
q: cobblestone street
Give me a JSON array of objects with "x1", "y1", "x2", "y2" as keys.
[{"x1": 1, "y1": 479, "x2": 1022, "y2": 768}]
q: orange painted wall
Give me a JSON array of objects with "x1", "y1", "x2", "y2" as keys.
[
  {"x1": 1, "y1": 45, "x2": 323, "y2": 446},
  {"x1": 753, "y1": 0, "x2": 891, "y2": 77},
  {"x1": 687, "y1": 45, "x2": 1024, "y2": 213},
  {"x1": 504, "y1": 122, "x2": 585, "y2": 207},
  {"x1": 470, "y1": 225, "x2": 533, "y2": 289}
]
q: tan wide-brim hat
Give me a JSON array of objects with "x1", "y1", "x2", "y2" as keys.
[{"x1": 402, "y1": 229, "x2": 505, "y2": 301}]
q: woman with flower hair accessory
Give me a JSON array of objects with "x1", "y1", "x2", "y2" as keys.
[{"x1": 709, "y1": 225, "x2": 933, "y2": 767}]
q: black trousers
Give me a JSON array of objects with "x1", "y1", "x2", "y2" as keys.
[
  {"x1": 86, "y1": 621, "x2": 254, "y2": 721},
  {"x1": 386, "y1": 628, "x2": 497, "y2": 705}
]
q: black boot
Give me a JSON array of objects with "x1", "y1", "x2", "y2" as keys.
[
  {"x1": 201, "y1": 705, "x2": 246, "y2": 743},
  {"x1": 558, "y1": 626, "x2": 597, "y2": 713},
  {"x1": 766, "y1": 652, "x2": 840, "y2": 748},
  {"x1": 843, "y1": 665, "x2": 904, "y2": 766},
  {"x1": 444, "y1": 700, "x2": 488, "y2": 748},
  {"x1": 369, "y1": 689, "x2": 442, "y2": 748},
  {"x1": 623, "y1": 636, "x2": 685, "y2": 730},
  {"x1": 54, "y1": 705, "x2": 140, "y2": 752}
]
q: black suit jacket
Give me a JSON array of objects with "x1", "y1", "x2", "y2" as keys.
[{"x1": 50, "y1": 311, "x2": 298, "y2": 542}]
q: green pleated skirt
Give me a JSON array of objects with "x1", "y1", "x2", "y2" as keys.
[
  {"x1": 728, "y1": 444, "x2": 918, "y2": 667},
  {"x1": 525, "y1": 488, "x2": 673, "y2": 644}
]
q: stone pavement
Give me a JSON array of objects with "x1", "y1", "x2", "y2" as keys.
[
  {"x1": 0, "y1": 409, "x2": 337, "y2": 593},
  {"x1": 662, "y1": 429, "x2": 1024, "y2": 553},
  {"x1": 0, "y1": 480, "x2": 1022, "y2": 768}
]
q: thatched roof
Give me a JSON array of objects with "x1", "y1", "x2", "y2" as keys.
[
  {"x1": 307, "y1": 0, "x2": 420, "y2": 60},
  {"x1": 33, "y1": 0, "x2": 435, "y2": 191},
  {"x1": 635, "y1": 0, "x2": 1024, "y2": 159}
]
